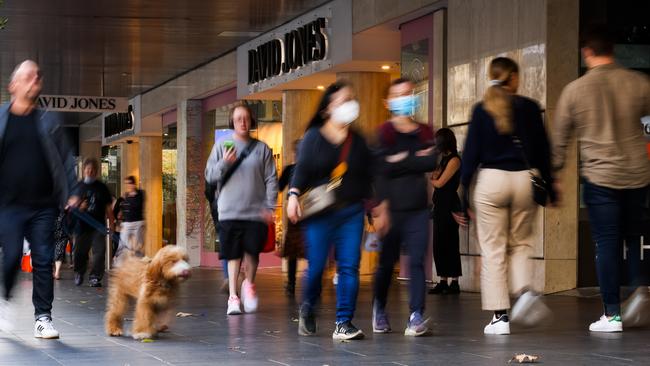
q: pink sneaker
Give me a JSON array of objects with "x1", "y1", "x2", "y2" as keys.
[
  {"x1": 227, "y1": 296, "x2": 242, "y2": 315},
  {"x1": 241, "y1": 279, "x2": 258, "y2": 313}
]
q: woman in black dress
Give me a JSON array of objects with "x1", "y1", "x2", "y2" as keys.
[
  {"x1": 429, "y1": 128, "x2": 462, "y2": 294},
  {"x1": 53, "y1": 211, "x2": 70, "y2": 280}
]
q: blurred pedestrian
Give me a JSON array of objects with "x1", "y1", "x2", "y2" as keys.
[
  {"x1": 460, "y1": 57, "x2": 555, "y2": 335},
  {"x1": 0, "y1": 60, "x2": 78, "y2": 338},
  {"x1": 372, "y1": 77, "x2": 437, "y2": 336},
  {"x1": 116, "y1": 175, "x2": 145, "y2": 257},
  {"x1": 552, "y1": 25, "x2": 650, "y2": 332},
  {"x1": 287, "y1": 81, "x2": 376, "y2": 340},
  {"x1": 278, "y1": 139, "x2": 305, "y2": 296},
  {"x1": 53, "y1": 211, "x2": 70, "y2": 280}
]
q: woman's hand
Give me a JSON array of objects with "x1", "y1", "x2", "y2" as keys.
[
  {"x1": 371, "y1": 200, "x2": 391, "y2": 237},
  {"x1": 287, "y1": 195, "x2": 302, "y2": 224}
]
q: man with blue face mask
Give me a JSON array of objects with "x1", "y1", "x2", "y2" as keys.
[
  {"x1": 73, "y1": 158, "x2": 115, "y2": 288},
  {"x1": 372, "y1": 77, "x2": 438, "y2": 337}
]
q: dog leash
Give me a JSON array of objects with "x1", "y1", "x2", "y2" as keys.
[{"x1": 67, "y1": 208, "x2": 121, "y2": 245}]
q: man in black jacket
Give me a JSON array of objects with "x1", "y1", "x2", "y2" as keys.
[{"x1": 0, "y1": 60, "x2": 78, "y2": 339}]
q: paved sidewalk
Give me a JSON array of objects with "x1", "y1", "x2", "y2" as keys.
[{"x1": 1, "y1": 267, "x2": 649, "y2": 365}]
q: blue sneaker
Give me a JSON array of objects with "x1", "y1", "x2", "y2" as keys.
[
  {"x1": 404, "y1": 311, "x2": 429, "y2": 336},
  {"x1": 372, "y1": 301, "x2": 391, "y2": 333}
]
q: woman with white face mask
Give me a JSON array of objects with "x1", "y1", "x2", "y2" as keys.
[{"x1": 287, "y1": 81, "x2": 374, "y2": 341}]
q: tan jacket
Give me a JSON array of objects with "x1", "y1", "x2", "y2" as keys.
[{"x1": 552, "y1": 64, "x2": 650, "y2": 189}]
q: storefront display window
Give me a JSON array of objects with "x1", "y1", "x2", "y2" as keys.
[
  {"x1": 162, "y1": 125, "x2": 177, "y2": 246},
  {"x1": 101, "y1": 145, "x2": 121, "y2": 198}
]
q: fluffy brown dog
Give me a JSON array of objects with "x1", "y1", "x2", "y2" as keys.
[{"x1": 105, "y1": 245, "x2": 191, "y2": 340}]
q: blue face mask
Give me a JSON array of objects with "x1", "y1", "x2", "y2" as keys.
[{"x1": 388, "y1": 95, "x2": 419, "y2": 116}]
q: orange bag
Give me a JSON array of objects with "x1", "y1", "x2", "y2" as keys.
[
  {"x1": 262, "y1": 222, "x2": 276, "y2": 253},
  {"x1": 21, "y1": 252, "x2": 33, "y2": 273}
]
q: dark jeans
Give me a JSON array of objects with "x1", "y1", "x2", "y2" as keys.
[
  {"x1": 0, "y1": 205, "x2": 57, "y2": 319},
  {"x1": 374, "y1": 209, "x2": 430, "y2": 315},
  {"x1": 74, "y1": 230, "x2": 106, "y2": 281},
  {"x1": 583, "y1": 181, "x2": 649, "y2": 316},
  {"x1": 302, "y1": 203, "x2": 364, "y2": 323}
]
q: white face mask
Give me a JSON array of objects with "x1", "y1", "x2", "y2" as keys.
[
  {"x1": 84, "y1": 177, "x2": 96, "y2": 184},
  {"x1": 330, "y1": 100, "x2": 359, "y2": 126}
]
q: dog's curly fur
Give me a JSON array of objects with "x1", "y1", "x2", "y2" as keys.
[{"x1": 105, "y1": 245, "x2": 191, "y2": 340}]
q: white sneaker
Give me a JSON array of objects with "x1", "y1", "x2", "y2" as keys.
[
  {"x1": 510, "y1": 291, "x2": 552, "y2": 327},
  {"x1": 240, "y1": 279, "x2": 258, "y2": 313},
  {"x1": 0, "y1": 299, "x2": 15, "y2": 333},
  {"x1": 34, "y1": 317, "x2": 60, "y2": 339},
  {"x1": 589, "y1": 314, "x2": 622, "y2": 333},
  {"x1": 484, "y1": 314, "x2": 510, "y2": 335},
  {"x1": 622, "y1": 287, "x2": 650, "y2": 328},
  {"x1": 227, "y1": 296, "x2": 242, "y2": 315}
]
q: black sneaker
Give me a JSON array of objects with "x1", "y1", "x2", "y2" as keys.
[
  {"x1": 74, "y1": 272, "x2": 83, "y2": 286},
  {"x1": 89, "y1": 278, "x2": 102, "y2": 288},
  {"x1": 298, "y1": 304, "x2": 316, "y2": 336},
  {"x1": 448, "y1": 281, "x2": 460, "y2": 294},
  {"x1": 428, "y1": 281, "x2": 448, "y2": 294},
  {"x1": 332, "y1": 321, "x2": 364, "y2": 340}
]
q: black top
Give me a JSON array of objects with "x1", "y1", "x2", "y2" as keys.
[
  {"x1": 432, "y1": 152, "x2": 461, "y2": 212},
  {"x1": 0, "y1": 112, "x2": 55, "y2": 207},
  {"x1": 119, "y1": 190, "x2": 145, "y2": 222},
  {"x1": 375, "y1": 122, "x2": 437, "y2": 212},
  {"x1": 77, "y1": 180, "x2": 112, "y2": 232},
  {"x1": 460, "y1": 95, "x2": 555, "y2": 201},
  {"x1": 278, "y1": 164, "x2": 295, "y2": 191},
  {"x1": 291, "y1": 127, "x2": 373, "y2": 205}
]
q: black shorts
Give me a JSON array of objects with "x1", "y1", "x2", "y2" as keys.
[{"x1": 218, "y1": 220, "x2": 268, "y2": 260}]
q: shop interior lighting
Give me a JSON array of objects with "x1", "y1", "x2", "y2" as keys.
[
  {"x1": 316, "y1": 85, "x2": 325, "y2": 90},
  {"x1": 381, "y1": 65, "x2": 391, "y2": 70}
]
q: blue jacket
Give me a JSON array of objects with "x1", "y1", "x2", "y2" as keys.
[{"x1": 0, "y1": 103, "x2": 78, "y2": 207}]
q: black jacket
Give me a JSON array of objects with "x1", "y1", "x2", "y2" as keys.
[{"x1": 0, "y1": 103, "x2": 77, "y2": 207}]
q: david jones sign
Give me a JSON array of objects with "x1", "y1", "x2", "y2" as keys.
[
  {"x1": 248, "y1": 17, "x2": 327, "y2": 84},
  {"x1": 38, "y1": 95, "x2": 129, "y2": 113}
]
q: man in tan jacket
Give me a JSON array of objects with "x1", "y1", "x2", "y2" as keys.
[{"x1": 552, "y1": 25, "x2": 650, "y2": 333}]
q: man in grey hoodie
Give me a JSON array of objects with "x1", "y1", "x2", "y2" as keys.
[{"x1": 205, "y1": 103, "x2": 278, "y2": 315}]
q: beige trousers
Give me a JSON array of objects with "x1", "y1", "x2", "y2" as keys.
[{"x1": 473, "y1": 169, "x2": 537, "y2": 310}]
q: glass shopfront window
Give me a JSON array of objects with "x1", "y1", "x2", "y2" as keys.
[
  {"x1": 101, "y1": 145, "x2": 121, "y2": 198},
  {"x1": 162, "y1": 125, "x2": 177, "y2": 246}
]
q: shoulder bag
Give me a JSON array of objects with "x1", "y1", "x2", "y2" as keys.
[
  {"x1": 512, "y1": 135, "x2": 548, "y2": 206},
  {"x1": 299, "y1": 133, "x2": 353, "y2": 220}
]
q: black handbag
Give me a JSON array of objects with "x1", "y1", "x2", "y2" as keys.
[{"x1": 512, "y1": 135, "x2": 548, "y2": 207}]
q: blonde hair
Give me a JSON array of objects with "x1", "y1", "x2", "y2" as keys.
[{"x1": 483, "y1": 57, "x2": 518, "y2": 134}]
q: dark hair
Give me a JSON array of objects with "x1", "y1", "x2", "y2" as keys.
[
  {"x1": 435, "y1": 128, "x2": 458, "y2": 155},
  {"x1": 306, "y1": 80, "x2": 353, "y2": 130},
  {"x1": 581, "y1": 24, "x2": 615, "y2": 56},
  {"x1": 229, "y1": 102, "x2": 257, "y2": 129},
  {"x1": 82, "y1": 157, "x2": 99, "y2": 171},
  {"x1": 386, "y1": 77, "x2": 415, "y2": 97},
  {"x1": 125, "y1": 175, "x2": 136, "y2": 185}
]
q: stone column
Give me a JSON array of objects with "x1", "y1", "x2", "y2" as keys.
[
  {"x1": 139, "y1": 136, "x2": 163, "y2": 257},
  {"x1": 176, "y1": 100, "x2": 203, "y2": 266},
  {"x1": 336, "y1": 72, "x2": 391, "y2": 275},
  {"x1": 542, "y1": 0, "x2": 580, "y2": 293},
  {"x1": 120, "y1": 141, "x2": 139, "y2": 194},
  {"x1": 282, "y1": 90, "x2": 322, "y2": 273}
]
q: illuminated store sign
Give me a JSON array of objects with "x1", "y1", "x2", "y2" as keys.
[{"x1": 247, "y1": 18, "x2": 327, "y2": 84}]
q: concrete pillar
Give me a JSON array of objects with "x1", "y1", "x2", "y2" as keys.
[
  {"x1": 120, "y1": 141, "x2": 139, "y2": 194},
  {"x1": 281, "y1": 90, "x2": 322, "y2": 272},
  {"x1": 542, "y1": 0, "x2": 580, "y2": 293},
  {"x1": 176, "y1": 100, "x2": 203, "y2": 266},
  {"x1": 336, "y1": 72, "x2": 391, "y2": 275},
  {"x1": 139, "y1": 136, "x2": 163, "y2": 257}
]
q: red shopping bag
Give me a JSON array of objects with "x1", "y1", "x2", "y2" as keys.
[
  {"x1": 21, "y1": 251, "x2": 33, "y2": 273},
  {"x1": 262, "y1": 222, "x2": 276, "y2": 253}
]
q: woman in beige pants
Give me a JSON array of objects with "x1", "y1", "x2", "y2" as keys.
[{"x1": 459, "y1": 57, "x2": 556, "y2": 335}]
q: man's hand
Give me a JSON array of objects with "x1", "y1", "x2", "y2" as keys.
[
  {"x1": 65, "y1": 195, "x2": 80, "y2": 211},
  {"x1": 386, "y1": 151, "x2": 408, "y2": 163},
  {"x1": 223, "y1": 146, "x2": 237, "y2": 164},
  {"x1": 371, "y1": 200, "x2": 391, "y2": 237},
  {"x1": 261, "y1": 208, "x2": 274, "y2": 224}
]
